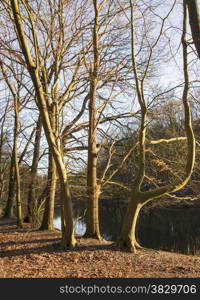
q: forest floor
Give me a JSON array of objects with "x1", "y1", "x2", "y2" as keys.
[{"x1": 0, "y1": 218, "x2": 200, "y2": 278}]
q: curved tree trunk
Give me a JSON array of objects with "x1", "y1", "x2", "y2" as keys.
[
  {"x1": 116, "y1": 197, "x2": 142, "y2": 252},
  {"x1": 10, "y1": 0, "x2": 76, "y2": 247},
  {"x1": 116, "y1": 0, "x2": 195, "y2": 252}
]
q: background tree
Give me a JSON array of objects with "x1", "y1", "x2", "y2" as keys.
[
  {"x1": 0, "y1": 62, "x2": 25, "y2": 227},
  {"x1": 25, "y1": 116, "x2": 42, "y2": 224}
]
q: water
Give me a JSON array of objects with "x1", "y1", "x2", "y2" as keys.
[
  {"x1": 54, "y1": 215, "x2": 86, "y2": 236},
  {"x1": 54, "y1": 200, "x2": 200, "y2": 254},
  {"x1": 54, "y1": 199, "x2": 125, "y2": 240}
]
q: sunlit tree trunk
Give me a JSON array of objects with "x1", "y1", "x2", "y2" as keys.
[
  {"x1": 40, "y1": 105, "x2": 57, "y2": 231},
  {"x1": 10, "y1": 0, "x2": 76, "y2": 247},
  {"x1": 117, "y1": 198, "x2": 142, "y2": 251}
]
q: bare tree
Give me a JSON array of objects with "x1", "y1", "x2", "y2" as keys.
[
  {"x1": 0, "y1": 61, "x2": 23, "y2": 227},
  {"x1": 0, "y1": 100, "x2": 11, "y2": 214},
  {"x1": 9, "y1": 0, "x2": 76, "y2": 247},
  {"x1": 115, "y1": 0, "x2": 195, "y2": 252}
]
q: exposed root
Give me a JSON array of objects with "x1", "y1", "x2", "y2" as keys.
[
  {"x1": 61, "y1": 236, "x2": 77, "y2": 250},
  {"x1": 134, "y1": 240, "x2": 144, "y2": 249},
  {"x1": 113, "y1": 239, "x2": 157, "y2": 253},
  {"x1": 113, "y1": 237, "x2": 143, "y2": 253},
  {"x1": 134, "y1": 240, "x2": 155, "y2": 251}
]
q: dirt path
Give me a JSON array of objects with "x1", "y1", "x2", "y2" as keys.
[{"x1": 0, "y1": 218, "x2": 200, "y2": 278}]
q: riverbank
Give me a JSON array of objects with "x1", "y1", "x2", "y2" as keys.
[{"x1": 0, "y1": 218, "x2": 200, "y2": 278}]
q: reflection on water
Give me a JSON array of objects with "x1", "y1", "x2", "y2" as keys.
[
  {"x1": 54, "y1": 216, "x2": 86, "y2": 236},
  {"x1": 53, "y1": 199, "x2": 124, "y2": 240},
  {"x1": 54, "y1": 200, "x2": 200, "y2": 255}
]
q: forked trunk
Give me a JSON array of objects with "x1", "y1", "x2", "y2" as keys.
[{"x1": 116, "y1": 0, "x2": 195, "y2": 253}]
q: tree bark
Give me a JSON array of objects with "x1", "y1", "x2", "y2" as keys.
[
  {"x1": 3, "y1": 147, "x2": 15, "y2": 218},
  {"x1": 85, "y1": 85, "x2": 101, "y2": 238},
  {"x1": 116, "y1": 197, "x2": 142, "y2": 252},
  {"x1": 186, "y1": 0, "x2": 200, "y2": 58},
  {"x1": 0, "y1": 103, "x2": 8, "y2": 205},
  {"x1": 26, "y1": 116, "x2": 42, "y2": 223},
  {"x1": 40, "y1": 151, "x2": 56, "y2": 230},
  {"x1": 13, "y1": 95, "x2": 23, "y2": 228},
  {"x1": 85, "y1": 0, "x2": 101, "y2": 240}
]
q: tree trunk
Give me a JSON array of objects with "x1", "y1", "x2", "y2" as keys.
[
  {"x1": 116, "y1": 0, "x2": 195, "y2": 252},
  {"x1": 40, "y1": 102, "x2": 58, "y2": 230},
  {"x1": 85, "y1": 91, "x2": 101, "y2": 239},
  {"x1": 85, "y1": 180, "x2": 101, "y2": 239},
  {"x1": 84, "y1": 0, "x2": 101, "y2": 240},
  {"x1": 186, "y1": 0, "x2": 200, "y2": 58},
  {"x1": 26, "y1": 116, "x2": 42, "y2": 223},
  {"x1": 13, "y1": 96, "x2": 23, "y2": 228},
  {"x1": 0, "y1": 105, "x2": 8, "y2": 205},
  {"x1": 59, "y1": 169, "x2": 76, "y2": 248},
  {"x1": 40, "y1": 152, "x2": 56, "y2": 230},
  {"x1": 0, "y1": 178, "x2": 5, "y2": 203},
  {"x1": 11, "y1": 0, "x2": 76, "y2": 247},
  {"x1": 85, "y1": 78, "x2": 102, "y2": 239},
  {"x1": 3, "y1": 147, "x2": 15, "y2": 218},
  {"x1": 116, "y1": 197, "x2": 142, "y2": 252}
]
